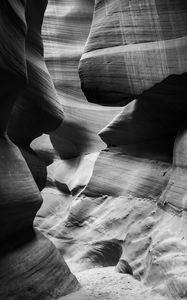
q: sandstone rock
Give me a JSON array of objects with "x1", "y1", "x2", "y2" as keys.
[
  {"x1": 19, "y1": 146, "x2": 47, "y2": 191},
  {"x1": 2, "y1": 1, "x2": 186, "y2": 299},
  {"x1": 0, "y1": 1, "x2": 79, "y2": 298},
  {"x1": 41, "y1": 0, "x2": 122, "y2": 159},
  {"x1": 0, "y1": 230, "x2": 79, "y2": 300},
  {"x1": 0, "y1": 138, "x2": 42, "y2": 240},
  {"x1": 8, "y1": 0, "x2": 63, "y2": 147},
  {"x1": 48, "y1": 153, "x2": 98, "y2": 194},
  {"x1": 81, "y1": 239, "x2": 123, "y2": 267},
  {"x1": 72, "y1": 149, "x2": 187, "y2": 297},
  {"x1": 0, "y1": 0, "x2": 27, "y2": 135},
  {"x1": 116, "y1": 259, "x2": 133, "y2": 275},
  {"x1": 99, "y1": 73, "x2": 187, "y2": 162},
  {"x1": 79, "y1": 0, "x2": 187, "y2": 105},
  {"x1": 60, "y1": 267, "x2": 165, "y2": 300},
  {"x1": 43, "y1": 0, "x2": 95, "y2": 99},
  {"x1": 83, "y1": 149, "x2": 170, "y2": 198},
  {"x1": 159, "y1": 128, "x2": 187, "y2": 212}
]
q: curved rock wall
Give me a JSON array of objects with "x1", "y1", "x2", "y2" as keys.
[
  {"x1": 42, "y1": 0, "x2": 95, "y2": 100},
  {"x1": 2, "y1": 0, "x2": 187, "y2": 299},
  {"x1": 35, "y1": 1, "x2": 187, "y2": 300},
  {"x1": 0, "y1": 1, "x2": 79, "y2": 299},
  {"x1": 39, "y1": 0, "x2": 122, "y2": 159},
  {"x1": 79, "y1": 0, "x2": 187, "y2": 105},
  {"x1": 99, "y1": 72, "x2": 187, "y2": 212}
]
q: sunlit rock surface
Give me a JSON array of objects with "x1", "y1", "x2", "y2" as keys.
[
  {"x1": 39, "y1": 0, "x2": 122, "y2": 159},
  {"x1": 36, "y1": 148, "x2": 187, "y2": 299},
  {"x1": 79, "y1": 0, "x2": 187, "y2": 106},
  {"x1": 1, "y1": 0, "x2": 187, "y2": 299},
  {"x1": 35, "y1": 1, "x2": 187, "y2": 300},
  {"x1": 0, "y1": 1, "x2": 78, "y2": 299}
]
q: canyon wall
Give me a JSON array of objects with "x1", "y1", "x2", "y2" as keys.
[
  {"x1": 37, "y1": 1, "x2": 187, "y2": 299},
  {"x1": 79, "y1": 0, "x2": 187, "y2": 106},
  {"x1": 0, "y1": 1, "x2": 79, "y2": 299},
  {"x1": 1, "y1": 0, "x2": 187, "y2": 299}
]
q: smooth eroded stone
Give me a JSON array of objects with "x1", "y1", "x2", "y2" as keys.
[
  {"x1": 99, "y1": 73, "x2": 187, "y2": 162},
  {"x1": 40, "y1": 0, "x2": 122, "y2": 159},
  {"x1": 49, "y1": 104, "x2": 121, "y2": 159},
  {"x1": 8, "y1": 0, "x2": 64, "y2": 147},
  {"x1": 0, "y1": 0, "x2": 27, "y2": 135},
  {"x1": 0, "y1": 138, "x2": 43, "y2": 240},
  {"x1": 0, "y1": 229, "x2": 79, "y2": 300},
  {"x1": 79, "y1": 0, "x2": 187, "y2": 105},
  {"x1": 19, "y1": 146, "x2": 47, "y2": 191},
  {"x1": 47, "y1": 153, "x2": 98, "y2": 194},
  {"x1": 0, "y1": 1, "x2": 80, "y2": 299},
  {"x1": 43, "y1": 0, "x2": 94, "y2": 100},
  {"x1": 83, "y1": 149, "x2": 170, "y2": 198},
  {"x1": 0, "y1": 0, "x2": 27, "y2": 79}
]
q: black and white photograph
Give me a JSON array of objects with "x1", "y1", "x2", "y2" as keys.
[{"x1": 0, "y1": 0, "x2": 187, "y2": 299}]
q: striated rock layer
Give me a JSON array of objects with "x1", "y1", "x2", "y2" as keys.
[
  {"x1": 0, "y1": 230, "x2": 78, "y2": 300},
  {"x1": 79, "y1": 0, "x2": 187, "y2": 106},
  {"x1": 99, "y1": 72, "x2": 187, "y2": 212},
  {"x1": 0, "y1": 1, "x2": 79, "y2": 299},
  {"x1": 36, "y1": 149, "x2": 187, "y2": 299},
  {"x1": 40, "y1": 0, "x2": 122, "y2": 159},
  {"x1": 28, "y1": 1, "x2": 187, "y2": 299},
  {"x1": 31, "y1": 1, "x2": 187, "y2": 300}
]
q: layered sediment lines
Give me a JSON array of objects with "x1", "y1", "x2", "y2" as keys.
[
  {"x1": 40, "y1": 0, "x2": 122, "y2": 159},
  {"x1": 98, "y1": 72, "x2": 187, "y2": 212},
  {"x1": 0, "y1": 1, "x2": 79, "y2": 299},
  {"x1": 0, "y1": 230, "x2": 78, "y2": 300},
  {"x1": 36, "y1": 149, "x2": 187, "y2": 299},
  {"x1": 79, "y1": 0, "x2": 187, "y2": 105},
  {"x1": 42, "y1": 0, "x2": 95, "y2": 99},
  {"x1": 30, "y1": 1, "x2": 187, "y2": 299}
]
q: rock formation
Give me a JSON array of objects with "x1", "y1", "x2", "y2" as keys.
[
  {"x1": 39, "y1": 0, "x2": 122, "y2": 160},
  {"x1": 36, "y1": 1, "x2": 187, "y2": 299},
  {"x1": 2, "y1": 0, "x2": 187, "y2": 299},
  {"x1": 79, "y1": 0, "x2": 187, "y2": 106},
  {"x1": 116, "y1": 259, "x2": 133, "y2": 275},
  {"x1": 0, "y1": 1, "x2": 79, "y2": 299}
]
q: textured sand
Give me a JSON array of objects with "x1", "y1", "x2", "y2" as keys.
[{"x1": 59, "y1": 267, "x2": 165, "y2": 300}]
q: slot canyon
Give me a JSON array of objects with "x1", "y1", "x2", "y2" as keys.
[{"x1": 0, "y1": 0, "x2": 187, "y2": 299}]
